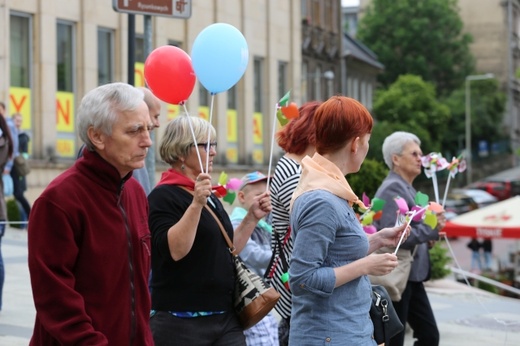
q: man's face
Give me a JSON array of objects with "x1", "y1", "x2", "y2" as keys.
[
  {"x1": 149, "y1": 100, "x2": 161, "y2": 129},
  {"x1": 94, "y1": 101, "x2": 152, "y2": 177}
]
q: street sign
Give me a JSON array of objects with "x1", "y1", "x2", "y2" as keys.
[{"x1": 112, "y1": 0, "x2": 191, "y2": 19}]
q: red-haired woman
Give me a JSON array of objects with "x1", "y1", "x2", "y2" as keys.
[
  {"x1": 266, "y1": 101, "x2": 320, "y2": 345},
  {"x1": 288, "y1": 96, "x2": 408, "y2": 345}
]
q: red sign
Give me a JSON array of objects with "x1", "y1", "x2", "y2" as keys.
[{"x1": 112, "y1": 0, "x2": 191, "y2": 18}]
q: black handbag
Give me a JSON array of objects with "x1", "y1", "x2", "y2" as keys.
[{"x1": 370, "y1": 285, "x2": 404, "y2": 345}]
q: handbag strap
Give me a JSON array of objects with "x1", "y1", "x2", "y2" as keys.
[{"x1": 179, "y1": 186, "x2": 237, "y2": 255}]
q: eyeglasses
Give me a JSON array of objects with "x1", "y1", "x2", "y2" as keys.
[
  {"x1": 402, "y1": 151, "x2": 423, "y2": 158},
  {"x1": 193, "y1": 142, "x2": 217, "y2": 152}
]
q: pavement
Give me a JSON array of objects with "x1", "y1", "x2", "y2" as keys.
[{"x1": 1, "y1": 184, "x2": 520, "y2": 345}]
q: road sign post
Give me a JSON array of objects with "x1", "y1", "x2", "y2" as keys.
[{"x1": 112, "y1": 0, "x2": 191, "y2": 19}]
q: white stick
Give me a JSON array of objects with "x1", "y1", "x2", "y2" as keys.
[
  {"x1": 182, "y1": 104, "x2": 204, "y2": 174},
  {"x1": 265, "y1": 103, "x2": 279, "y2": 192},
  {"x1": 394, "y1": 210, "x2": 417, "y2": 254},
  {"x1": 431, "y1": 163, "x2": 440, "y2": 204},
  {"x1": 393, "y1": 205, "x2": 427, "y2": 255},
  {"x1": 441, "y1": 174, "x2": 452, "y2": 209},
  {"x1": 205, "y1": 95, "x2": 215, "y2": 174}
]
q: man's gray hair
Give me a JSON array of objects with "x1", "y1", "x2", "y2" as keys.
[
  {"x1": 77, "y1": 83, "x2": 144, "y2": 150},
  {"x1": 382, "y1": 131, "x2": 421, "y2": 170}
]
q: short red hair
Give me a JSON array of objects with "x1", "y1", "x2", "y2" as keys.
[
  {"x1": 314, "y1": 96, "x2": 373, "y2": 155},
  {"x1": 276, "y1": 101, "x2": 321, "y2": 155}
]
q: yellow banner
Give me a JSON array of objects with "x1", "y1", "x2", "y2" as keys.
[
  {"x1": 227, "y1": 109, "x2": 237, "y2": 142},
  {"x1": 167, "y1": 104, "x2": 181, "y2": 121},
  {"x1": 9, "y1": 87, "x2": 32, "y2": 129},
  {"x1": 56, "y1": 138, "x2": 75, "y2": 158},
  {"x1": 253, "y1": 149, "x2": 263, "y2": 164},
  {"x1": 198, "y1": 106, "x2": 209, "y2": 120},
  {"x1": 226, "y1": 147, "x2": 238, "y2": 163},
  {"x1": 253, "y1": 112, "x2": 263, "y2": 144},
  {"x1": 56, "y1": 92, "x2": 75, "y2": 132},
  {"x1": 135, "y1": 62, "x2": 145, "y2": 87}
]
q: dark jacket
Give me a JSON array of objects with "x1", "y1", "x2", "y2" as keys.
[{"x1": 28, "y1": 149, "x2": 153, "y2": 345}]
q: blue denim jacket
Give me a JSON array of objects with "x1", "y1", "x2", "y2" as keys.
[{"x1": 289, "y1": 190, "x2": 376, "y2": 346}]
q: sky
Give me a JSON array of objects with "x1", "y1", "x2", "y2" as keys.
[{"x1": 342, "y1": 0, "x2": 360, "y2": 6}]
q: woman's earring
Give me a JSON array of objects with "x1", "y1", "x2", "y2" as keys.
[{"x1": 181, "y1": 163, "x2": 185, "y2": 170}]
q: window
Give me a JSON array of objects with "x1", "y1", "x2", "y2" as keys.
[
  {"x1": 254, "y1": 57, "x2": 264, "y2": 113},
  {"x1": 199, "y1": 82, "x2": 209, "y2": 106},
  {"x1": 10, "y1": 13, "x2": 32, "y2": 88},
  {"x1": 57, "y1": 21, "x2": 75, "y2": 92},
  {"x1": 135, "y1": 35, "x2": 145, "y2": 62},
  {"x1": 278, "y1": 61, "x2": 288, "y2": 100},
  {"x1": 97, "y1": 28, "x2": 114, "y2": 85},
  {"x1": 228, "y1": 85, "x2": 237, "y2": 109}
]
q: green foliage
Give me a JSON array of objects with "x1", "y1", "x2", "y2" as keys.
[
  {"x1": 370, "y1": 75, "x2": 450, "y2": 155},
  {"x1": 347, "y1": 158, "x2": 389, "y2": 198},
  {"x1": 357, "y1": 0, "x2": 474, "y2": 96},
  {"x1": 441, "y1": 78, "x2": 507, "y2": 156},
  {"x1": 429, "y1": 241, "x2": 452, "y2": 280},
  {"x1": 6, "y1": 198, "x2": 23, "y2": 229}
]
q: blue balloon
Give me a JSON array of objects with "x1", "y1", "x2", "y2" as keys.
[{"x1": 191, "y1": 23, "x2": 249, "y2": 94}]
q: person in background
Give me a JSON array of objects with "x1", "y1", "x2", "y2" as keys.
[
  {"x1": 230, "y1": 171, "x2": 278, "y2": 346},
  {"x1": 288, "y1": 96, "x2": 409, "y2": 345},
  {"x1": 148, "y1": 116, "x2": 272, "y2": 345},
  {"x1": 0, "y1": 102, "x2": 13, "y2": 312},
  {"x1": 482, "y1": 238, "x2": 493, "y2": 271},
  {"x1": 132, "y1": 87, "x2": 162, "y2": 195},
  {"x1": 373, "y1": 131, "x2": 446, "y2": 346},
  {"x1": 467, "y1": 238, "x2": 482, "y2": 273},
  {"x1": 12, "y1": 113, "x2": 31, "y2": 224},
  {"x1": 265, "y1": 101, "x2": 320, "y2": 345},
  {"x1": 27, "y1": 83, "x2": 154, "y2": 345}
]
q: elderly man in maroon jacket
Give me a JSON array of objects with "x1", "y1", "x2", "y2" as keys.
[{"x1": 27, "y1": 82, "x2": 154, "y2": 345}]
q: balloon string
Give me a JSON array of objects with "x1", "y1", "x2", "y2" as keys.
[
  {"x1": 266, "y1": 103, "x2": 279, "y2": 192},
  {"x1": 205, "y1": 94, "x2": 215, "y2": 174},
  {"x1": 182, "y1": 104, "x2": 204, "y2": 173}
]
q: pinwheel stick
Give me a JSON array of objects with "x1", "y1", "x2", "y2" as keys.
[
  {"x1": 266, "y1": 102, "x2": 279, "y2": 192},
  {"x1": 441, "y1": 174, "x2": 453, "y2": 209},
  {"x1": 431, "y1": 163, "x2": 440, "y2": 204},
  {"x1": 394, "y1": 210, "x2": 418, "y2": 254}
]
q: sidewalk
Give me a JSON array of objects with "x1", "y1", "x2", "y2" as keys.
[{"x1": 1, "y1": 185, "x2": 520, "y2": 345}]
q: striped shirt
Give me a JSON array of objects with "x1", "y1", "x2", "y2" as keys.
[{"x1": 267, "y1": 155, "x2": 301, "y2": 319}]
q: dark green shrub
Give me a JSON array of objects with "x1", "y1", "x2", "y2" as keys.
[
  {"x1": 6, "y1": 198, "x2": 23, "y2": 229},
  {"x1": 347, "y1": 158, "x2": 389, "y2": 198},
  {"x1": 429, "y1": 241, "x2": 452, "y2": 280}
]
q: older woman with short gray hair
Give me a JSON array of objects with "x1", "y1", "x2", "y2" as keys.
[{"x1": 373, "y1": 131, "x2": 446, "y2": 346}]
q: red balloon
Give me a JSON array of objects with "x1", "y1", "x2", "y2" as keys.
[{"x1": 144, "y1": 46, "x2": 196, "y2": 104}]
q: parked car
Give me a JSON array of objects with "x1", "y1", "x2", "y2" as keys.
[
  {"x1": 444, "y1": 192, "x2": 478, "y2": 215},
  {"x1": 468, "y1": 180, "x2": 520, "y2": 201},
  {"x1": 452, "y1": 188, "x2": 498, "y2": 208}
]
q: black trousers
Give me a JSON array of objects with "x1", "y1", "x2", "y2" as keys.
[
  {"x1": 10, "y1": 165, "x2": 31, "y2": 218},
  {"x1": 150, "y1": 311, "x2": 246, "y2": 346},
  {"x1": 390, "y1": 281, "x2": 439, "y2": 346}
]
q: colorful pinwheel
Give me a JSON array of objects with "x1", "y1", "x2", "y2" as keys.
[
  {"x1": 441, "y1": 154, "x2": 467, "y2": 208},
  {"x1": 421, "y1": 152, "x2": 449, "y2": 204},
  {"x1": 353, "y1": 193, "x2": 386, "y2": 235}
]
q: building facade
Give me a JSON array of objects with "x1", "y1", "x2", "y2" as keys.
[{"x1": 1, "y1": 0, "x2": 306, "y2": 166}]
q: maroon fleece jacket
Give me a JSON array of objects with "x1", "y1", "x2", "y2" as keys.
[{"x1": 27, "y1": 149, "x2": 153, "y2": 345}]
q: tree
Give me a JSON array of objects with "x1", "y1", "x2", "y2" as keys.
[
  {"x1": 347, "y1": 158, "x2": 389, "y2": 198},
  {"x1": 441, "y1": 78, "x2": 507, "y2": 157},
  {"x1": 369, "y1": 74, "x2": 451, "y2": 160},
  {"x1": 357, "y1": 0, "x2": 475, "y2": 96}
]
